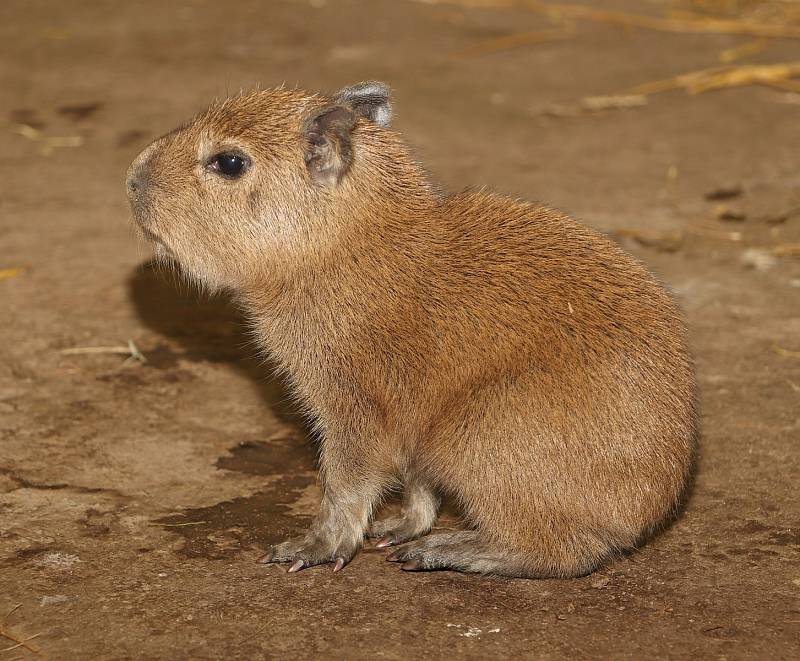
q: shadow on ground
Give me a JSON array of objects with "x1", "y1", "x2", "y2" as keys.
[
  {"x1": 157, "y1": 439, "x2": 317, "y2": 559},
  {"x1": 127, "y1": 259, "x2": 308, "y2": 431},
  {"x1": 128, "y1": 260, "x2": 321, "y2": 557}
]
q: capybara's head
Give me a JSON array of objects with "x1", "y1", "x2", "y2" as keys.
[{"x1": 126, "y1": 82, "x2": 394, "y2": 289}]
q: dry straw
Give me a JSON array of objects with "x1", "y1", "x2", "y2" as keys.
[{"x1": 413, "y1": 0, "x2": 800, "y2": 38}]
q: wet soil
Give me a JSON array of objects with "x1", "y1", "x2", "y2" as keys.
[{"x1": 1, "y1": 0, "x2": 799, "y2": 658}]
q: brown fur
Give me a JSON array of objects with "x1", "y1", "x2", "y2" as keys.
[{"x1": 126, "y1": 82, "x2": 697, "y2": 578}]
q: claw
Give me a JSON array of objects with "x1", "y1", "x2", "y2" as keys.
[
  {"x1": 332, "y1": 557, "x2": 346, "y2": 572},
  {"x1": 401, "y1": 559, "x2": 422, "y2": 571},
  {"x1": 287, "y1": 559, "x2": 305, "y2": 573},
  {"x1": 386, "y1": 551, "x2": 402, "y2": 562},
  {"x1": 257, "y1": 553, "x2": 272, "y2": 564},
  {"x1": 375, "y1": 536, "x2": 394, "y2": 548}
]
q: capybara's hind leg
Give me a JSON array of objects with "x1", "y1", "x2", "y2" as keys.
[
  {"x1": 386, "y1": 531, "x2": 511, "y2": 575},
  {"x1": 386, "y1": 531, "x2": 602, "y2": 578}
]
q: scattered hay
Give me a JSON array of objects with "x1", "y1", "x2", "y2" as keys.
[
  {"x1": 626, "y1": 62, "x2": 800, "y2": 96},
  {"x1": 420, "y1": 2, "x2": 800, "y2": 113},
  {"x1": 412, "y1": 1, "x2": 800, "y2": 39}
]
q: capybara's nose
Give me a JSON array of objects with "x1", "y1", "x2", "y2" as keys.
[
  {"x1": 126, "y1": 173, "x2": 139, "y2": 194},
  {"x1": 126, "y1": 140, "x2": 159, "y2": 203},
  {"x1": 126, "y1": 164, "x2": 148, "y2": 198},
  {"x1": 125, "y1": 156, "x2": 156, "y2": 225}
]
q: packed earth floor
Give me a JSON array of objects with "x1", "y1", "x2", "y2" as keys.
[{"x1": 1, "y1": 0, "x2": 799, "y2": 658}]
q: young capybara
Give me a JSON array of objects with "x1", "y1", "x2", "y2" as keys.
[{"x1": 126, "y1": 82, "x2": 696, "y2": 577}]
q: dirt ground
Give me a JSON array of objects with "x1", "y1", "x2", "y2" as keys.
[{"x1": 1, "y1": 0, "x2": 799, "y2": 659}]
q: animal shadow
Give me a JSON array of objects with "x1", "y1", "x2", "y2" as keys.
[{"x1": 126, "y1": 259, "x2": 307, "y2": 431}]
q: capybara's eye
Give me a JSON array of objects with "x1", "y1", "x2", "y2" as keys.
[{"x1": 208, "y1": 152, "x2": 248, "y2": 179}]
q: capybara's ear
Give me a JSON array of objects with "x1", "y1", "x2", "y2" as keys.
[
  {"x1": 302, "y1": 104, "x2": 358, "y2": 186},
  {"x1": 334, "y1": 81, "x2": 392, "y2": 128}
]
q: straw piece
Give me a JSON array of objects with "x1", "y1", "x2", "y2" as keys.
[
  {"x1": 719, "y1": 38, "x2": 768, "y2": 63},
  {"x1": 1, "y1": 633, "x2": 42, "y2": 653},
  {"x1": 0, "y1": 268, "x2": 25, "y2": 281},
  {"x1": 580, "y1": 94, "x2": 647, "y2": 110},
  {"x1": 60, "y1": 346, "x2": 136, "y2": 356},
  {"x1": 764, "y1": 78, "x2": 800, "y2": 93},
  {"x1": 59, "y1": 340, "x2": 147, "y2": 364},
  {"x1": 10, "y1": 123, "x2": 83, "y2": 156},
  {"x1": 771, "y1": 243, "x2": 800, "y2": 257},
  {"x1": 625, "y1": 62, "x2": 800, "y2": 96},
  {"x1": 773, "y1": 345, "x2": 800, "y2": 359},
  {"x1": 0, "y1": 605, "x2": 40, "y2": 655},
  {"x1": 451, "y1": 28, "x2": 571, "y2": 58}
]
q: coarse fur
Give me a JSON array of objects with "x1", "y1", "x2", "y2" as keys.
[{"x1": 126, "y1": 82, "x2": 697, "y2": 578}]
